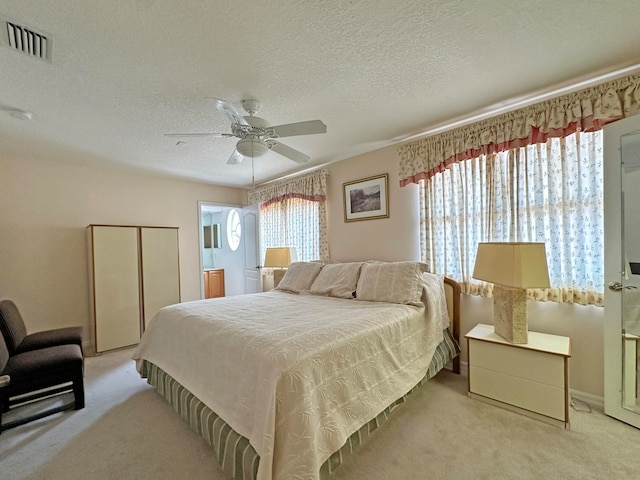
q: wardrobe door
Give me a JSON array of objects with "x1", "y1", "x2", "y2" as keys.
[
  {"x1": 89, "y1": 226, "x2": 141, "y2": 353},
  {"x1": 140, "y1": 227, "x2": 180, "y2": 329}
]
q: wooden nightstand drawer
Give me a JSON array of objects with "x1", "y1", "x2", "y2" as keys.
[
  {"x1": 470, "y1": 338, "x2": 565, "y2": 388},
  {"x1": 470, "y1": 366, "x2": 566, "y2": 420},
  {"x1": 465, "y1": 324, "x2": 571, "y2": 428}
]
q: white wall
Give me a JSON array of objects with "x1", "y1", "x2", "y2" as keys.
[
  {"x1": 0, "y1": 154, "x2": 246, "y2": 341},
  {"x1": 327, "y1": 145, "x2": 605, "y2": 397},
  {"x1": 327, "y1": 146, "x2": 421, "y2": 262}
]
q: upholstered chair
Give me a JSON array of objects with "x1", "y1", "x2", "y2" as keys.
[
  {"x1": 0, "y1": 330, "x2": 84, "y2": 432},
  {"x1": 0, "y1": 300, "x2": 83, "y2": 355}
]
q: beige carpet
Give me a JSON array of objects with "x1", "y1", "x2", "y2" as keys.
[{"x1": 1, "y1": 348, "x2": 639, "y2": 480}]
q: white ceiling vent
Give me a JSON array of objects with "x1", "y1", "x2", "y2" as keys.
[{"x1": 0, "y1": 15, "x2": 53, "y2": 62}]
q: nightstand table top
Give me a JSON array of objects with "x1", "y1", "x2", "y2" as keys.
[{"x1": 465, "y1": 323, "x2": 571, "y2": 357}]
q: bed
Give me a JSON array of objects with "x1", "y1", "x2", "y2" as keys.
[{"x1": 133, "y1": 260, "x2": 461, "y2": 480}]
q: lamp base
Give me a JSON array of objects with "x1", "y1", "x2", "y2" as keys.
[
  {"x1": 493, "y1": 285, "x2": 528, "y2": 344},
  {"x1": 273, "y1": 269, "x2": 286, "y2": 288}
]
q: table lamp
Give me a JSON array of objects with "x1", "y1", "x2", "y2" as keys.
[
  {"x1": 264, "y1": 247, "x2": 298, "y2": 287},
  {"x1": 472, "y1": 242, "x2": 550, "y2": 344}
]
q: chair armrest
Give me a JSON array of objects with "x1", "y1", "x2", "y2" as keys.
[{"x1": 0, "y1": 375, "x2": 10, "y2": 388}]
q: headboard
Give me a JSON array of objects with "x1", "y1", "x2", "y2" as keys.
[{"x1": 443, "y1": 277, "x2": 461, "y2": 374}]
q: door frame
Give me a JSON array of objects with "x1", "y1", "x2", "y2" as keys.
[
  {"x1": 197, "y1": 201, "x2": 260, "y2": 298},
  {"x1": 603, "y1": 114, "x2": 640, "y2": 428}
]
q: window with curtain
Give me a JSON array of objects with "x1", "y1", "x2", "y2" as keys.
[
  {"x1": 420, "y1": 131, "x2": 604, "y2": 306},
  {"x1": 248, "y1": 169, "x2": 329, "y2": 267},
  {"x1": 398, "y1": 73, "x2": 640, "y2": 307},
  {"x1": 259, "y1": 196, "x2": 321, "y2": 263}
]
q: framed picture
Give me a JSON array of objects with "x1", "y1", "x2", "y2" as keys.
[{"x1": 343, "y1": 173, "x2": 389, "y2": 222}]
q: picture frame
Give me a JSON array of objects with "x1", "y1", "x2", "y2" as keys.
[{"x1": 343, "y1": 173, "x2": 389, "y2": 222}]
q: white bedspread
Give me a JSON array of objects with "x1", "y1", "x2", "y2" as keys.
[{"x1": 133, "y1": 290, "x2": 444, "y2": 480}]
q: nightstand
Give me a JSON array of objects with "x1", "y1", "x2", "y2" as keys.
[{"x1": 465, "y1": 323, "x2": 571, "y2": 428}]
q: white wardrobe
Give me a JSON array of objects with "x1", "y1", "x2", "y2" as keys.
[{"x1": 87, "y1": 225, "x2": 181, "y2": 353}]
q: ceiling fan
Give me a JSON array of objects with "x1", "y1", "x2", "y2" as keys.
[{"x1": 165, "y1": 98, "x2": 327, "y2": 165}]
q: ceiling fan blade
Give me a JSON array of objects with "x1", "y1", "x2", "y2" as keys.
[
  {"x1": 267, "y1": 120, "x2": 327, "y2": 138},
  {"x1": 227, "y1": 149, "x2": 244, "y2": 165},
  {"x1": 164, "y1": 133, "x2": 235, "y2": 137},
  {"x1": 207, "y1": 97, "x2": 250, "y2": 126},
  {"x1": 270, "y1": 142, "x2": 311, "y2": 164}
]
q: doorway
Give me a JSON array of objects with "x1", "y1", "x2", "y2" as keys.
[{"x1": 198, "y1": 202, "x2": 262, "y2": 298}]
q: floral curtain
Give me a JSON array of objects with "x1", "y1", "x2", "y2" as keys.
[
  {"x1": 249, "y1": 169, "x2": 329, "y2": 264},
  {"x1": 259, "y1": 197, "x2": 324, "y2": 264},
  {"x1": 400, "y1": 74, "x2": 640, "y2": 186},
  {"x1": 420, "y1": 131, "x2": 604, "y2": 306},
  {"x1": 248, "y1": 168, "x2": 328, "y2": 206}
]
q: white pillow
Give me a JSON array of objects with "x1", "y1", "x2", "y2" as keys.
[
  {"x1": 308, "y1": 262, "x2": 363, "y2": 299},
  {"x1": 421, "y1": 272, "x2": 450, "y2": 330},
  {"x1": 355, "y1": 261, "x2": 427, "y2": 306},
  {"x1": 276, "y1": 262, "x2": 323, "y2": 293}
]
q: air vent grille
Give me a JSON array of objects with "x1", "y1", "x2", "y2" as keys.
[{"x1": 0, "y1": 15, "x2": 53, "y2": 62}]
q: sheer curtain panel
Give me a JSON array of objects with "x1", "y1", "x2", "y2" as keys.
[{"x1": 249, "y1": 169, "x2": 329, "y2": 266}]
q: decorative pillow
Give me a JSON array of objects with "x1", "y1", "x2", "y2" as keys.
[
  {"x1": 308, "y1": 262, "x2": 363, "y2": 299},
  {"x1": 276, "y1": 262, "x2": 323, "y2": 293},
  {"x1": 421, "y1": 272, "x2": 450, "y2": 329},
  {"x1": 355, "y1": 261, "x2": 428, "y2": 306}
]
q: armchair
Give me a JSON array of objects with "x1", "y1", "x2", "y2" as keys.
[
  {"x1": 0, "y1": 300, "x2": 85, "y2": 432},
  {"x1": 0, "y1": 300, "x2": 83, "y2": 355},
  {"x1": 0, "y1": 330, "x2": 84, "y2": 432}
]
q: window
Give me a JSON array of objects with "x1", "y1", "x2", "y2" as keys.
[
  {"x1": 249, "y1": 169, "x2": 329, "y2": 265},
  {"x1": 420, "y1": 131, "x2": 604, "y2": 306},
  {"x1": 226, "y1": 209, "x2": 242, "y2": 251},
  {"x1": 259, "y1": 197, "x2": 321, "y2": 263}
]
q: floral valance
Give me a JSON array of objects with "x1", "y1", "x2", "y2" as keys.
[
  {"x1": 399, "y1": 73, "x2": 640, "y2": 187},
  {"x1": 248, "y1": 168, "x2": 328, "y2": 207}
]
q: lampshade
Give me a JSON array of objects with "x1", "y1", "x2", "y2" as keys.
[
  {"x1": 472, "y1": 242, "x2": 550, "y2": 344},
  {"x1": 472, "y1": 242, "x2": 550, "y2": 289},
  {"x1": 264, "y1": 247, "x2": 298, "y2": 268}
]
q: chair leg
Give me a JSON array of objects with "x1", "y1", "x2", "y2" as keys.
[
  {"x1": 73, "y1": 371, "x2": 85, "y2": 410},
  {"x1": 0, "y1": 391, "x2": 7, "y2": 434}
]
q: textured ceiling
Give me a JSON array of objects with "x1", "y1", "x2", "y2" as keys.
[{"x1": 1, "y1": 1, "x2": 640, "y2": 188}]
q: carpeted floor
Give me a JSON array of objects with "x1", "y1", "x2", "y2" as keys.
[{"x1": 1, "y1": 348, "x2": 639, "y2": 480}]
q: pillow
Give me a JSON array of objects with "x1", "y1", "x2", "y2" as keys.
[
  {"x1": 308, "y1": 262, "x2": 363, "y2": 299},
  {"x1": 276, "y1": 262, "x2": 323, "y2": 293},
  {"x1": 355, "y1": 261, "x2": 428, "y2": 306},
  {"x1": 421, "y1": 272, "x2": 450, "y2": 330}
]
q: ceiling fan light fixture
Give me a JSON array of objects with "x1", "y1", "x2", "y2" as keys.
[{"x1": 236, "y1": 138, "x2": 269, "y2": 158}]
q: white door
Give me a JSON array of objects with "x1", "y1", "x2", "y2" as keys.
[
  {"x1": 243, "y1": 205, "x2": 262, "y2": 293},
  {"x1": 604, "y1": 113, "x2": 640, "y2": 428}
]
